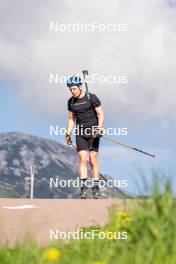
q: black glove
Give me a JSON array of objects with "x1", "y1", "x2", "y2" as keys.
[{"x1": 65, "y1": 133, "x2": 72, "y2": 145}]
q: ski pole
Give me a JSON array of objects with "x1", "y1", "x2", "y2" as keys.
[
  {"x1": 82, "y1": 69, "x2": 89, "y2": 92},
  {"x1": 102, "y1": 135, "x2": 155, "y2": 158},
  {"x1": 81, "y1": 69, "x2": 155, "y2": 158}
]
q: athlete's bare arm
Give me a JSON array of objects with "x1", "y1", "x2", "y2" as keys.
[
  {"x1": 66, "y1": 111, "x2": 75, "y2": 135},
  {"x1": 95, "y1": 106, "x2": 104, "y2": 128}
]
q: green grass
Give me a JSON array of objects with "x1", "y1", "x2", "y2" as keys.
[{"x1": 0, "y1": 182, "x2": 176, "y2": 264}]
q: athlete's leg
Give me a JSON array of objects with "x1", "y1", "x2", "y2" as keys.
[
  {"x1": 89, "y1": 151, "x2": 100, "y2": 180},
  {"x1": 78, "y1": 150, "x2": 89, "y2": 179},
  {"x1": 76, "y1": 134, "x2": 89, "y2": 179},
  {"x1": 89, "y1": 151, "x2": 100, "y2": 198},
  {"x1": 78, "y1": 150, "x2": 89, "y2": 198}
]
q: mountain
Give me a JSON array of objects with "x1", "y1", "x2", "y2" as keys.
[{"x1": 0, "y1": 132, "x2": 132, "y2": 198}]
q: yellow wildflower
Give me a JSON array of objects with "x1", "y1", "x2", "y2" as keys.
[
  {"x1": 103, "y1": 230, "x2": 115, "y2": 239},
  {"x1": 125, "y1": 216, "x2": 132, "y2": 224},
  {"x1": 43, "y1": 247, "x2": 61, "y2": 262},
  {"x1": 117, "y1": 210, "x2": 128, "y2": 219},
  {"x1": 106, "y1": 231, "x2": 115, "y2": 239}
]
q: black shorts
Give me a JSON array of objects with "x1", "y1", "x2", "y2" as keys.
[{"x1": 76, "y1": 135, "x2": 100, "y2": 152}]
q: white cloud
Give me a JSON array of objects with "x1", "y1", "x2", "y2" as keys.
[{"x1": 0, "y1": 0, "x2": 176, "y2": 124}]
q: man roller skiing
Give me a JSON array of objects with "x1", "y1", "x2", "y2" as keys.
[{"x1": 65, "y1": 75, "x2": 104, "y2": 199}]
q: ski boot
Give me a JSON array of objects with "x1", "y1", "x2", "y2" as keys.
[
  {"x1": 92, "y1": 180, "x2": 100, "y2": 199},
  {"x1": 80, "y1": 185, "x2": 88, "y2": 199},
  {"x1": 80, "y1": 191, "x2": 87, "y2": 199},
  {"x1": 80, "y1": 178, "x2": 88, "y2": 199}
]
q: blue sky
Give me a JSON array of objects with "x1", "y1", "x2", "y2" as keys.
[{"x1": 0, "y1": 0, "x2": 176, "y2": 195}]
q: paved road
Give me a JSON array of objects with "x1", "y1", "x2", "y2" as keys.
[{"x1": 0, "y1": 199, "x2": 130, "y2": 245}]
